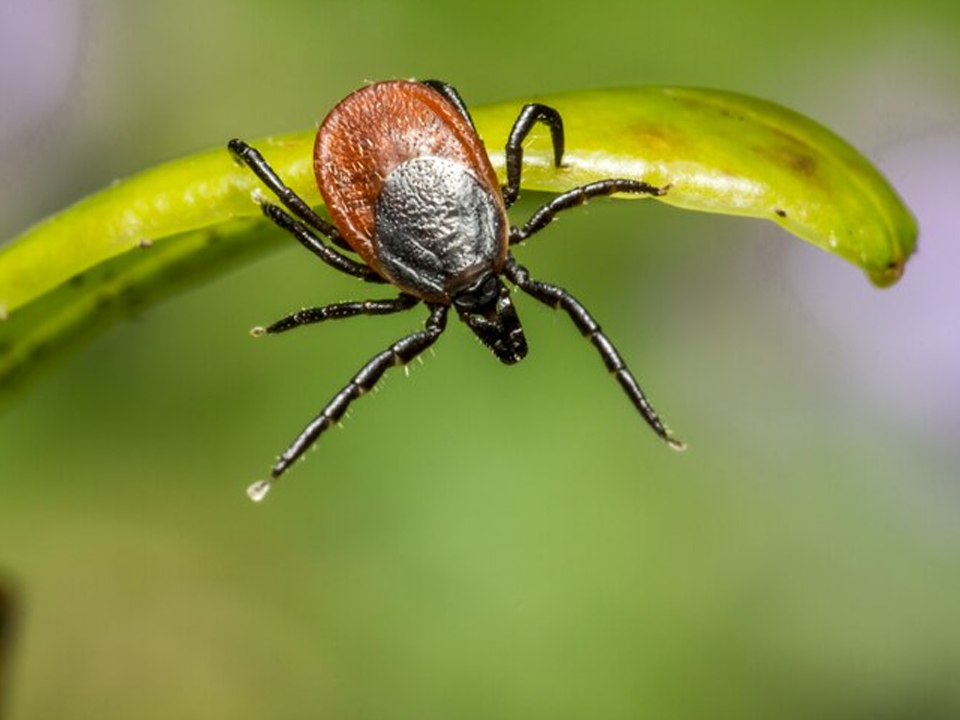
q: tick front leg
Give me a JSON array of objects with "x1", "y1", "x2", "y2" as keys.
[
  {"x1": 503, "y1": 256, "x2": 684, "y2": 451},
  {"x1": 252, "y1": 294, "x2": 420, "y2": 336},
  {"x1": 247, "y1": 303, "x2": 449, "y2": 501}
]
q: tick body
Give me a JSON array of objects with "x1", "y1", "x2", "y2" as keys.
[
  {"x1": 230, "y1": 80, "x2": 683, "y2": 501},
  {"x1": 317, "y1": 82, "x2": 508, "y2": 304}
]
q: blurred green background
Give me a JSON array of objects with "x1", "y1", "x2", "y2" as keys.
[{"x1": 1, "y1": 0, "x2": 959, "y2": 718}]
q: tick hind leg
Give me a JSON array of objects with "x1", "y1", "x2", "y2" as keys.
[
  {"x1": 503, "y1": 256, "x2": 684, "y2": 451},
  {"x1": 248, "y1": 303, "x2": 449, "y2": 501},
  {"x1": 228, "y1": 137, "x2": 365, "y2": 258},
  {"x1": 421, "y1": 80, "x2": 477, "y2": 131},
  {"x1": 228, "y1": 138, "x2": 345, "y2": 243},
  {"x1": 502, "y1": 103, "x2": 565, "y2": 208},
  {"x1": 259, "y1": 201, "x2": 385, "y2": 283}
]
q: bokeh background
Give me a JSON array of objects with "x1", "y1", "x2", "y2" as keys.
[{"x1": 1, "y1": 1, "x2": 958, "y2": 718}]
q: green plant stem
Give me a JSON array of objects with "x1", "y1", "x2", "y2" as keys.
[{"x1": 0, "y1": 86, "x2": 918, "y2": 405}]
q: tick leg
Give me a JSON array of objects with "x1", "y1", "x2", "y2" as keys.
[
  {"x1": 258, "y1": 303, "x2": 449, "y2": 490},
  {"x1": 228, "y1": 138, "x2": 351, "y2": 244},
  {"x1": 510, "y1": 179, "x2": 666, "y2": 245},
  {"x1": 253, "y1": 293, "x2": 420, "y2": 336},
  {"x1": 503, "y1": 256, "x2": 684, "y2": 450},
  {"x1": 502, "y1": 103, "x2": 565, "y2": 208},
  {"x1": 421, "y1": 80, "x2": 477, "y2": 131},
  {"x1": 260, "y1": 201, "x2": 386, "y2": 283},
  {"x1": 228, "y1": 137, "x2": 360, "y2": 255}
]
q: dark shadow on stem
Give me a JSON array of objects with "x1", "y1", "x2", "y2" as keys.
[{"x1": 0, "y1": 573, "x2": 18, "y2": 718}]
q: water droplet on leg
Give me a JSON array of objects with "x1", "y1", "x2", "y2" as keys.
[
  {"x1": 666, "y1": 436, "x2": 687, "y2": 452},
  {"x1": 247, "y1": 479, "x2": 272, "y2": 502}
]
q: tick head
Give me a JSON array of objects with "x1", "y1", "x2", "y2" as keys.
[{"x1": 454, "y1": 274, "x2": 527, "y2": 365}]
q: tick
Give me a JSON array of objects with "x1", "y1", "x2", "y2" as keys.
[{"x1": 230, "y1": 79, "x2": 684, "y2": 501}]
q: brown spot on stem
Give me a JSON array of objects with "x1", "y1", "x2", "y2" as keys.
[
  {"x1": 631, "y1": 123, "x2": 685, "y2": 156},
  {"x1": 786, "y1": 151, "x2": 817, "y2": 178},
  {"x1": 754, "y1": 127, "x2": 823, "y2": 184}
]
